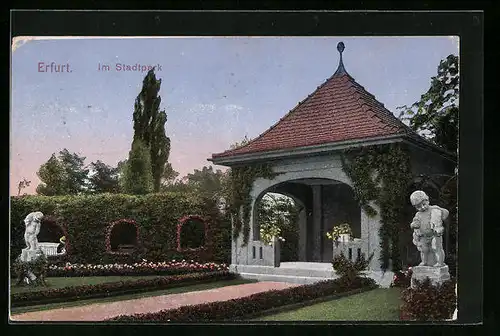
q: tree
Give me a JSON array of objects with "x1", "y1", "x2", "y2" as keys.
[
  {"x1": 161, "y1": 162, "x2": 180, "y2": 187},
  {"x1": 121, "y1": 139, "x2": 154, "y2": 195},
  {"x1": 36, "y1": 154, "x2": 68, "y2": 196},
  {"x1": 58, "y1": 149, "x2": 90, "y2": 194},
  {"x1": 17, "y1": 178, "x2": 31, "y2": 196},
  {"x1": 132, "y1": 69, "x2": 171, "y2": 192},
  {"x1": 87, "y1": 160, "x2": 120, "y2": 194},
  {"x1": 397, "y1": 54, "x2": 459, "y2": 153},
  {"x1": 185, "y1": 166, "x2": 225, "y2": 200},
  {"x1": 36, "y1": 150, "x2": 88, "y2": 196}
]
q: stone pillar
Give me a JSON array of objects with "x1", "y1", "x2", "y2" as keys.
[
  {"x1": 361, "y1": 201, "x2": 382, "y2": 271},
  {"x1": 311, "y1": 185, "x2": 323, "y2": 262},
  {"x1": 298, "y1": 209, "x2": 307, "y2": 261}
]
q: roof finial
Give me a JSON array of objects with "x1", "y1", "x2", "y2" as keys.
[{"x1": 334, "y1": 41, "x2": 347, "y2": 76}]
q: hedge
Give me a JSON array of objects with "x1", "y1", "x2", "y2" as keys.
[
  {"x1": 106, "y1": 276, "x2": 377, "y2": 322},
  {"x1": 11, "y1": 271, "x2": 236, "y2": 307},
  {"x1": 10, "y1": 193, "x2": 232, "y2": 265}
]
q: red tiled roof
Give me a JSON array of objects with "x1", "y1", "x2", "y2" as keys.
[{"x1": 212, "y1": 71, "x2": 418, "y2": 159}]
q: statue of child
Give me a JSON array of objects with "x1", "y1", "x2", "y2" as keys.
[{"x1": 410, "y1": 191, "x2": 449, "y2": 267}]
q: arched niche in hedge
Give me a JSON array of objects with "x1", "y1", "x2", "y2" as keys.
[
  {"x1": 106, "y1": 219, "x2": 140, "y2": 254},
  {"x1": 177, "y1": 215, "x2": 208, "y2": 252},
  {"x1": 38, "y1": 215, "x2": 69, "y2": 257}
]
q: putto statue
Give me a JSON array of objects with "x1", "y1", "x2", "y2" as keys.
[
  {"x1": 24, "y1": 211, "x2": 43, "y2": 251},
  {"x1": 410, "y1": 191, "x2": 449, "y2": 267}
]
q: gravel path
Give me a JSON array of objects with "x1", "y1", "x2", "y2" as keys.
[{"x1": 11, "y1": 281, "x2": 299, "y2": 322}]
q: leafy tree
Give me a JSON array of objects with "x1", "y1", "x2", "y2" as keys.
[
  {"x1": 58, "y1": 149, "x2": 89, "y2": 194},
  {"x1": 185, "y1": 166, "x2": 225, "y2": 200},
  {"x1": 132, "y1": 69, "x2": 171, "y2": 192},
  {"x1": 36, "y1": 150, "x2": 88, "y2": 196},
  {"x1": 397, "y1": 54, "x2": 459, "y2": 153},
  {"x1": 87, "y1": 160, "x2": 120, "y2": 194},
  {"x1": 17, "y1": 178, "x2": 31, "y2": 196},
  {"x1": 121, "y1": 140, "x2": 154, "y2": 195},
  {"x1": 161, "y1": 162, "x2": 180, "y2": 187}
]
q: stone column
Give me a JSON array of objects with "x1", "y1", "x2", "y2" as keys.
[
  {"x1": 361, "y1": 201, "x2": 382, "y2": 271},
  {"x1": 311, "y1": 185, "x2": 323, "y2": 261},
  {"x1": 298, "y1": 209, "x2": 307, "y2": 261}
]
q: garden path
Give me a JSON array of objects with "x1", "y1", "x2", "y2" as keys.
[{"x1": 11, "y1": 281, "x2": 299, "y2": 322}]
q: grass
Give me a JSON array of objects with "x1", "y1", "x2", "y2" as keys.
[
  {"x1": 254, "y1": 287, "x2": 402, "y2": 321},
  {"x1": 10, "y1": 275, "x2": 166, "y2": 294},
  {"x1": 10, "y1": 278, "x2": 257, "y2": 315}
]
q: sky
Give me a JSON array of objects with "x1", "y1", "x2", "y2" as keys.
[{"x1": 10, "y1": 36, "x2": 459, "y2": 195}]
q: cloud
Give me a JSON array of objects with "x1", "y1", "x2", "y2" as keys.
[{"x1": 224, "y1": 104, "x2": 243, "y2": 112}]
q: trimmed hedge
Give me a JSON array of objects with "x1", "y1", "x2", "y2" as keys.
[
  {"x1": 106, "y1": 276, "x2": 377, "y2": 322},
  {"x1": 11, "y1": 193, "x2": 232, "y2": 265},
  {"x1": 400, "y1": 277, "x2": 456, "y2": 320},
  {"x1": 11, "y1": 271, "x2": 236, "y2": 307}
]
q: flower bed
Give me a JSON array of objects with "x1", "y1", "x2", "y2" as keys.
[
  {"x1": 46, "y1": 260, "x2": 228, "y2": 277},
  {"x1": 11, "y1": 271, "x2": 235, "y2": 307},
  {"x1": 106, "y1": 276, "x2": 377, "y2": 322}
]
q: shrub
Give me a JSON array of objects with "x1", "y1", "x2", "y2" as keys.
[
  {"x1": 106, "y1": 276, "x2": 377, "y2": 322},
  {"x1": 13, "y1": 253, "x2": 48, "y2": 286},
  {"x1": 332, "y1": 252, "x2": 374, "y2": 284},
  {"x1": 391, "y1": 267, "x2": 413, "y2": 288},
  {"x1": 11, "y1": 193, "x2": 231, "y2": 265},
  {"x1": 400, "y1": 277, "x2": 456, "y2": 320},
  {"x1": 11, "y1": 271, "x2": 235, "y2": 307}
]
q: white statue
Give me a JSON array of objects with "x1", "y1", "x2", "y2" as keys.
[
  {"x1": 410, "y1": 191, "x2": 449, "y2": 267},
  {"x1": 23, "y1": 211, "x2": 43, "y2": 251}
]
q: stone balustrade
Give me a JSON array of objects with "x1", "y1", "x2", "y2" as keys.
[
  {"x1": 332, "y1": 237, "x2": 364, "y2": 262},
  {"x1": 38, "y1": 242, "x2": 65, "y2": 257}
]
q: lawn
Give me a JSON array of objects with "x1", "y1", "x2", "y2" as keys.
[
  {"x1": 10, "y1": 278, "x2": 257, "y2": 315},
  {"x1": 10, "y1": 275, "x2": 165, "y2": 294},
  {"x1": 254, "y1": 287, "x2": 402, "y2": 321}
]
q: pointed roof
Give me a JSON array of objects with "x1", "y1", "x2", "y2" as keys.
[{"x1": 211, "y1": 42, "x2": 453, "y2": 163}]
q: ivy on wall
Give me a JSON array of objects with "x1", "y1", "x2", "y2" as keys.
[
  {"x1": 340, "y1": 143, "x2": 412, "y2": 272},
  {"x1": 228, "y1": 164, "x2": 277, "y2": 246}
]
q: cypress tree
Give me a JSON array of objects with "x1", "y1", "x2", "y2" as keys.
[
  {"x1": 121, "y1": 139, "x2": 154, "y2": 195},
  {"x1": 132, "y1": 69, "x2": 171, "y2": 191}
]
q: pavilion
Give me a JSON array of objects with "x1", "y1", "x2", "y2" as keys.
[{"x1": 209, "y1": 42, "x2": 455, "y2": 286}]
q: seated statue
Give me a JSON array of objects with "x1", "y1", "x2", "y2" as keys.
[{"x1": 410, "y1": 191, "x2": 449, "y2": 267}]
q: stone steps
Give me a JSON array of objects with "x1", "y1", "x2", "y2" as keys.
[
  {"x1": 238, "y1": 272, "x2": 334, "y2": 285},
  {"x1": 231, "y1": 264, "x2": 334, "y2": 278},
  {"x1": 230, "y1": 263, "x2": 395, "y2": 288}
]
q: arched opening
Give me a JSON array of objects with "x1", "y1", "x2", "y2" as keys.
[
  {"x1": 253, "y1": 178, "x2": 361, "y2": 263},
  {"x1": 107, "y1": 220, "x2": 139, "y2": 254},
  {"x1": 38, "y1": 216, "x2": 68, "y2": 257},
  {"x1": 177, "y1": 216, "x2": 207, "y2": 251},
  {"x1": 254, "y1": 192, "x2": 301, "y2": 262}
]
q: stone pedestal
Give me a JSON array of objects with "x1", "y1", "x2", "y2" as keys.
[
  {"x1": 411, "y1": 265, "x2": 450, "y2": 288},
  {"x1": 18, "y1": 248, "x2": 45, "y2": 284},
  {"x1": 21, "y1": 248, "x2": 41, "y2": 262}
]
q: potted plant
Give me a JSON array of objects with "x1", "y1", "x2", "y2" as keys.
[{"x1": 326, "y1": 223, "x2": 352, "y2": 246}]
